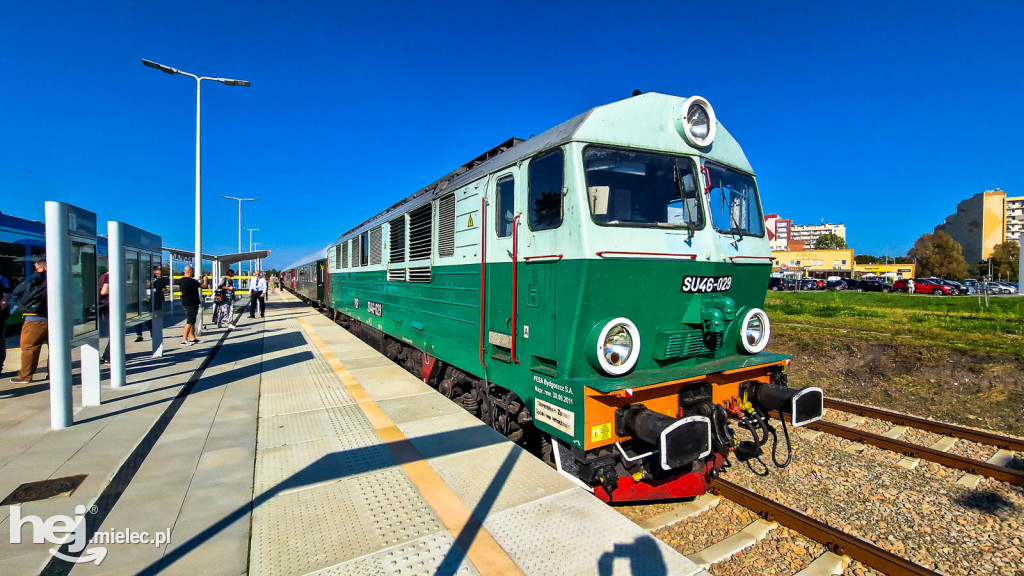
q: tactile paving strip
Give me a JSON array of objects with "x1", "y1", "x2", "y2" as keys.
[
  {"x1": 483, "y1": 489, "x2": 704, "y2": 576},
  {"x1": 259, "y1": 406, "x2": 361, "y2": 450},
  {"x1": 312, "y1": 532, "x2": 480, "y2": 576},
  {"x1": 254, "y1": 434, "x2": 394, "y2": 496},
  {"x1": 260, "y1": 388, "x2": 353, "y2": 417},
  {"x1": 251, "y1": 467, "x2": 446, "y2": 576}
]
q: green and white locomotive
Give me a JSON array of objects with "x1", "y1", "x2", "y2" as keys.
[{"x1": 319, "y1": 92, "x2": 823, "y2": 501}]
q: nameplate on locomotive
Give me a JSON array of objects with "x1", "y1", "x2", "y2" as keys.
[
  {"x1": 680, "y1": 276, "x2": 733, "y2": 294},
  {"x1": 367, "y1": 301, "x2": 383, "y2": 317}
]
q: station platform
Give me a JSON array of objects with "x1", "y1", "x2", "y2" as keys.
[{"x1": 0, "y1": 292, "x2": 708, "y2": 576}]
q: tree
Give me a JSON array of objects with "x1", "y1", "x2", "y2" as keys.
[
  {"x1": 907, "y1": 231, "x2": 968, "y2": 280},
  {"x1": 989, "y1": 241, "x2": 1020, "y2": 280},
  {"x1": 814, "y1": 233, "x2": 848, "y2": 250},
  {"x1": 854, "y1": 254, "x2": 877, "y2": 265}
]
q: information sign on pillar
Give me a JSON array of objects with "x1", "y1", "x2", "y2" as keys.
[
  {"x1": 44, "y1": 201, "x2": 99, "y2": 429},
  {"x1": 109, "y1": 222, "x2": 163, "y2": 389}
]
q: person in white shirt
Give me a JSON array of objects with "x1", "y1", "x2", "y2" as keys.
[{"x1": 249, "y1": 271, "x2": 268, "y2": 318}]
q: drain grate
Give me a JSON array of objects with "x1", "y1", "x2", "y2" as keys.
[{"x1": 1, "y1": 474, "x2": 87, "y2": 505}]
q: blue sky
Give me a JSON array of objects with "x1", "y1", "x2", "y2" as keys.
[{"x1": 2, "y1": 1, "x2": 1021, "y2": 268}]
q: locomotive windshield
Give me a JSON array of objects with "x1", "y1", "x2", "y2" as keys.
[
  {"x1": 583, "y1": 147, "x2": 704, "y2": 229},
  {"x1": 705, "y1": 163, "x2": 764, "y2": 237}
]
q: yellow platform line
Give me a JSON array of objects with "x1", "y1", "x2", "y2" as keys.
[{"x1": 290, "y1": 309, "x2": 524, "y2": 576}]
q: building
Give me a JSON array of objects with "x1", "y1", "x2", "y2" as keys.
[
  {"x1": 789, "y1": 221, "x2": 846, "y2": 248},
  {"x1": 771, "y1": 248, "x2": 855, "y2": 278},
  {"x1": 763, "y1": 213, "x2": 792, "y2": 251},
  {"x1": 853, "y1": 263, "x2": 916, "y2": 280},
  {"x1": 1007, "y1": 195, "x2": 1024, "y2": 243},
  {"x1": 934, "y1": 189, "x2": 1023, "y2": 263}
]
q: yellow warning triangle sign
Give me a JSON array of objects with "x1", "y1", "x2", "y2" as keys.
[{"x1": 468, "y1": 215, "x2": 474, "y2": 227}]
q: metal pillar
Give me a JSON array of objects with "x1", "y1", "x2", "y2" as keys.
[
  {"x1": 109, "y1": 222, "x2": 127, "y2": 388},
  {"x1": 44, "y1": 202, "x2": 73, "y2": 429}
]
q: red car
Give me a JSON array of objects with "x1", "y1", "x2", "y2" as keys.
[{"x1": 892, "y1": 278, "x2": 952, "y2": 295}]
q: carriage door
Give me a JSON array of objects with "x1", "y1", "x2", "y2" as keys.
[
  {"x1": 517, "y1": 149, "x2": 562, "y2": 375},
  {"x1": 485, "y1": 168, "x2": 519, "y2": 364}
]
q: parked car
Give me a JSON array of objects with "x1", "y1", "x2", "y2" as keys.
[
  {"x1": 990, "y1": 281, "x2": 1019, "y2": 294},
  {"x1": 856, "y1": 279, "x2": 891, "y2": 292},
  {"x1": 768, "y1": 277, "x2": 795, "y2": 291},
  {"x1": 826, "y1": 280, "x2": 848, "y2": 290},
  {"x1": 798, "y1": 278, "x2": 826, "y2": 290},
  {"x1": 923, "y1": 277, "x2": 970, "y2": 295},
  {"x1": 892, "y1": 278, "x2": 953, "y2": 295}
]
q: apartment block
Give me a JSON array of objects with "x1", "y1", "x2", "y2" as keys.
[{"x1": 934, "y1": 189, "x2": 1020, "y2": 263}]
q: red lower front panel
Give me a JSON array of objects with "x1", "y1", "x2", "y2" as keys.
[{"x1": 593, "y1": 454, "x2": 725, "y2": 503}]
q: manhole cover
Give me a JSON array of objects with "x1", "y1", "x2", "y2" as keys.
[{"x1": 1, "y1": 474, "x2": 88, "y2": 506}]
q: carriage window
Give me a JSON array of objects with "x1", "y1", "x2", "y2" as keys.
[
  {"x1": 583, "y1": 147, "x2": 704, "y2": 229},
  {"x1": 528, "y1": 149, "x2": 564, "y2": 231},
  {"x1": 705, "y1": 162, "x2": 764, "y2": 237},
  {"x1": 361, "y1": 232, "x2": 369, "y2": 266},
  {"x1": 495, "y1": 176, "x2": 515, "y2": 237}
]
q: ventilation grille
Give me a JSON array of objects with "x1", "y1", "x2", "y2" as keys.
[
  {"x1": 662, "y1": 332, "x2": 708, "y2": 359},
  {"x1": 438, "y1": 194, "x2": 455, "y2": 257},
  {"x1": 408, "y1": 266, "x2": 432, "y2": 283},
  {"x1": 389, "y1": 217, "x2": 405, "y2": 263},
  {"x1": 351, "y1": 238, "x2": 360, "y2": 268},
  {"x1": 387, "y1": 267, "x2": 406, "y2": 282},
  {"x1": 408, "y1": 205, "x2": 432, "y2": 261},
  {"x1": 341, "y1": 242, "x2": 349, "y2": 268},
  {"x1": 370, "y1": 227, "x2": 382, "y2": 265},
  {"x1": 334, "y1": 245, "x2": 341, "y2": 269}
]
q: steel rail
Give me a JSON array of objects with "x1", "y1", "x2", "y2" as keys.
[
  {"x1": 709, "y1": 478, "x2": 940, "y2": 576},
  {"x1": 825, "y1": 398, "x2": 1024, "y2": 451},
  {"x1": 803, "y1": 419, "x2": 1024, "y2": 487}
]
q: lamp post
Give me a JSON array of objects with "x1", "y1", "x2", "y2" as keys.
[
  {"x1": 246, "y1": 227, "x2": 259, "y2": 275},
  {"x1": 142, "y1": 58, "x2": 250, "y2": 334},
  {"x1": 221, "y1": 195, "x2": 258, "y2": 272},
  {"x1": 253, "y1": 242, "x2": 262, "y2": 273}
]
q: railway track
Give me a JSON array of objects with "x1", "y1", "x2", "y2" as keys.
[
  {"x1": 798, "y1": 399, "x2": 1024, "y2": 487},
  {"x1": 634, "y1": 478, "x2": 942, "y2": 576},
  {"x1": 708, "y1": 478, "x2": 940, "y2": 576}
]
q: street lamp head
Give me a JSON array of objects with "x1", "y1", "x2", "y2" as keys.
[
  {"x1": 141, "y1": 59, "x2": 179, "y2": 75},
  {"x1": 219, "y1": 78, "x2": 251, "y2": 87}
]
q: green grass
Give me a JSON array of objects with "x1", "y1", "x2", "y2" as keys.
[{"x1": 764, "y1": 291, "x2": 1024, "y2": 356}]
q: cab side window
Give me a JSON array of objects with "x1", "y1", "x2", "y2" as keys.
[
  {"x1": 495, "y1": 176, "x2": 515, "y2": 237},
  {"x1": 528, "y1": 149, "x2": 564, "y2": 231}
]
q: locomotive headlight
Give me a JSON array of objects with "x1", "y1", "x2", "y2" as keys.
[
  {"x1": 589, "y1": 318, "x2": 641, "y2": 376},
  {"x1": 677, "y1": 96, "x2": 717, "y2": 148},
  {"x1": 738, "y1": 308, "x2": 771, "y2": 354}
]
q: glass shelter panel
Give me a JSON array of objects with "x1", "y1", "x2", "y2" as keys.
[
  {"x1": 71, "y1": 242, "x2": 97, "y2": 337},
  {"x1": 126, "y1": 250, "x2": 139, "y2": 318}
]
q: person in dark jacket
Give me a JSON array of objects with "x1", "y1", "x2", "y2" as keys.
[
  {"x1": 0, "y1": 272, "x2": 12, "y2": 375},
  {"x1": 12, "y1": 260, "x2": 47, "y2": 384}
]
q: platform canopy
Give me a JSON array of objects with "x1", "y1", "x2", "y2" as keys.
[{"x1": 163, "y1": 247, "x2": 270, "y2": 266}]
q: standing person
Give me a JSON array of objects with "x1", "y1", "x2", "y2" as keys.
[
  {"x1": 249, "y1": 271, "x2": 267, "y2": 318},
  {"x1": 136, "y1": 266, "x2": 169, "y2": 341},
  {"x1": 213, "y1": 269, "x2": 238, "y2": 329},
  {"x1": 98, "y1": 270, "x2": 111, "y2": 362},
  {"x1": 11, "y1": 260, "x2": 48, "y2": 384},
  {"x1": 0, "y1": 272, "x2": 12, "y2": 375},
  {"x1": 178, "y1": 266, "x2": 203, "y2": 346},
  {"x1": 907, "y1": 278, "x2": 915, "y2": 295}
]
